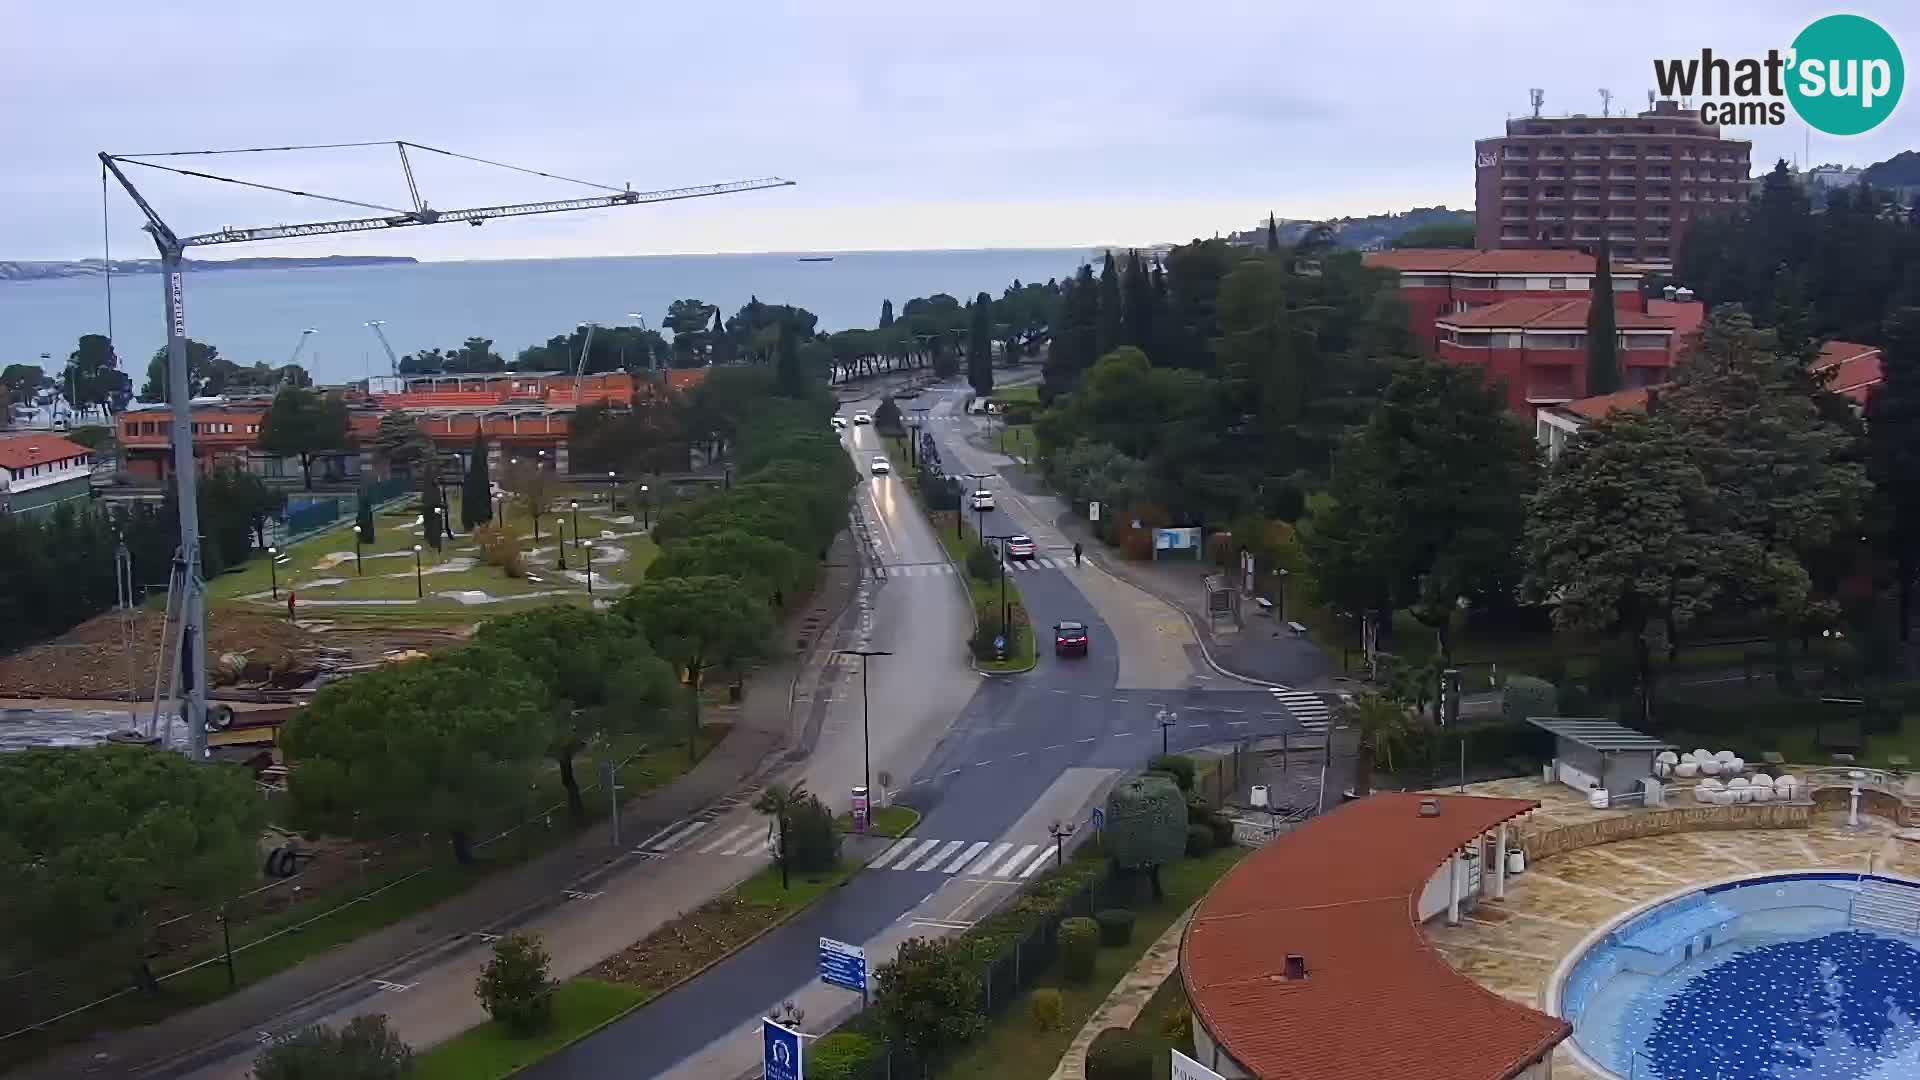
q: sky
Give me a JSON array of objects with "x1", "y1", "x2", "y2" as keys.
[{"x1": 4, "y1": 1, "x2": 1914, "y2": 263}]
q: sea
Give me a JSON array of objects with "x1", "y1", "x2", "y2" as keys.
[{"x1": 0, "y1": 248, "x2": 1096, "y2": 385}]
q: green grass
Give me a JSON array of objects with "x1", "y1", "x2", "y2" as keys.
[
  {"x1": 935, "y1": 846, "x2": 1247, "y2": 1080},
  {"x1": 933, "y1": 518, "x2": 1038, "y2": 672},
  {"x1": 412, "y1": 978, "x2": 649, "y2": 1080},
  {"x1": 1125, "y1": 969, "x2": 1194, "y2": 1080},
  {"x1": 835, "y1": 804, "x2": 921, "y2": 838},
  {"x1": 736, "y1": 858, "x2": 860, "y2": 909},
  {"x1": 989, "y1": 384, "x2": 1040, "y2": 405}
]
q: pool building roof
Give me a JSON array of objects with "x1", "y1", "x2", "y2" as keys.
[{"x1": 1527, "y1": 717, "x2": 1676, "y2": 753}]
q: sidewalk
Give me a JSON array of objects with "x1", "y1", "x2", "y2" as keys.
[
  {"x1": 31, "y1": 533, "x2": 864, "y2": 1079},
  {"x1": 1046, "y1": 508, "x2": 1332, "y2": 689}
]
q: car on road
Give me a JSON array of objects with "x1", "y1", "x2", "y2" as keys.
[
  {"x1": 831, "y1": 416, "x2": 848, "y2": 430},
  {"x1": 1005, "y1": 535, "x2": 1036, "y2": 560},
  {"x1": 1053, "y1": 621, "x2": 1089, "y2": 657},
  {"x1": 969, "y1": 489, "x2": 996, "y2": 511},
  {"x1": 852, "y1": 411, "x2": 873, "y2": 425},
  {"x1": 869, "y1": 456, "x2": 891, "y2": 475}
]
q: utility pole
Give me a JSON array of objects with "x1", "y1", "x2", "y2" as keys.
[
  {"x1": 834, "y1": 648, "x2": 891, "y2": 831},
  {"x1": 99, "y1": 144, "x2": 793, "y2": 760}
]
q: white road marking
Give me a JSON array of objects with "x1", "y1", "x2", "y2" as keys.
[
  {"x1": 890, "y1": 838, "x2": 944, "y2": 871},
  {"x1": 975, "y1": 760, "x2": 993, "y2": 767},
  {"x1": 993, "y1": 844, "x2": 1042, "y2": 878},
  {"x1": 868, "y1": 837, "x2": 918, "y2": 870},
  {"x1": 1020, "y1": 847, "x2": 1058, "y2": 877},
  {"x1": 1078, "y1": 737, "x2": 1096, "y2": 743},
  {"x1": 965, "y1": 842, "x2": 1014, "y2": 876},
  {"x1": 920, "y1": 840, "x2": 966, "y2": 871},
  {"x1": 650, "y1": 819, "x2": 709, "y2": 851},
  {"x1": 1044, "y1": 743, "x2": 1066, "y2": 750},
  {"x1": 1012, "y1": 751, "x2": 1030, "y2": 758},
  {"x1": 939, "y1": 841, "x2": 990, "y2": 873},
  {"x1": 1112, "y1": 731, "x2": 1131, "y2": 737},
  {"x1": 722, "y1": 829, "x2": 767, "y2": 856},
  {"x1": 699, "y1": 823, "x2": 754, "y2": 855}
]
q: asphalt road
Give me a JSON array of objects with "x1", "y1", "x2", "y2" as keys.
[{"x1": 527, "y1": 380, "x2": 1330, "y2": 1079}]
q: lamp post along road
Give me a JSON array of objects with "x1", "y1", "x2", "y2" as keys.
[
  {"x1": 412, "y1": 544, "x2": 423, "y2": 598},
  {"x1": 266, "y1": 546, "x2": 279, "y2": 600},
  {"x1": 556, "y1": 520, "x2": 568, "y2": 571},
  {"x1": 964, "y1": 472, "x2": 993, "y2": 541},
  {"x1": 834, "y1": 648, "x2": 892, "y2": 832}
]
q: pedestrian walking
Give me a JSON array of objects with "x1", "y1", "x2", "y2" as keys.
[
  {"x1": 286, "y1": 589, "x2": 297, "y2": 623},
  {"x1": 1073, "y1": 541, "x2": 1082, "y2": 567}
]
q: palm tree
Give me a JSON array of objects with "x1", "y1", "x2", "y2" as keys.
[
  {"x1": 753, "y1": 782, "x2": 810, "y2": 890},
  {"x1": 1340, "y1": 691, "x2": 1414, "y2": 799}
]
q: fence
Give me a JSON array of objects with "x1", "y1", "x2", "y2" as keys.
[
  {"x1": 0, "y1": 741, "x2": 652, "y2": 1047},
  {"x1": 272, "y1": 476, "x2": 416, "y2": 546},
  {"x1": 833, "y1": 860, "x2": 1127, "y2": 1080},
  {"x1": 282, "y1": 496, "x2": 342, "y2": 538}
]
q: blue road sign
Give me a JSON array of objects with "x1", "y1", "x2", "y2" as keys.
[
  {"x1": 764, "y1": 1018, "x2": 803, "y2": 1080},
  {"x1": 818, "y1": 936, "x2": 867, "y2": 994},
  {"x1": 1090, "y1": 807, "x2": 1106, "y2": 831}
]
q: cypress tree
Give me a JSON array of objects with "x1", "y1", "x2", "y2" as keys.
[
  {"x1": 776, "y1": 321, "x2": 806, "y2": 397},
  {"x1": 879, "y1": 299, "x2": 894, "y2": 330},
  {"x1": 1266, "y1": 211, "x2": 1280, "y2": 253},
  {"x1": 1122, "y1": 250, "x2": 1155, "y2": 355},
  {"x1": 967, "y1": 292, "x2": 994, "y2": 396},
  {"x1": 1585, "y1": 236, "x2": 1620, "y2": 396},
  {"x1": 462, "y1": 431, "x2": 493, "y2": 528},
  {"x1": 1096, "y1": 253, "x2": 1123, "y2": 359}
]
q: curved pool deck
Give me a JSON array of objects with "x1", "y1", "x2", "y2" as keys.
[{"x1": 1425, "y1": 780, "x2": 1920, "y2": 1080}]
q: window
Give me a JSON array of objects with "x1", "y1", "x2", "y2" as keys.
[
  {"x1": 1490, "y1": 332, "x2": 1523, "y2": 348},
  {"x1": 1497, "y1": 276, "x2": 1530, "y2": 290},
  {"x1": 1524, "y1": 332, "x2": 1587, "y2": 350},
  {"x1": 1548, "y1": 277, "x2": 1568, "y2": 290},
  {"x1": 1621, "y1": 333, "x2": 1669, "y2": 351},
  {"x1": 1457, "y1": 331, "x2": 1493, "y2": 349}
]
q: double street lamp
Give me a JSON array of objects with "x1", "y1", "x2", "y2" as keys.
[{"x1": 833, "y1": 647, "x2": 892, "y2": 833}]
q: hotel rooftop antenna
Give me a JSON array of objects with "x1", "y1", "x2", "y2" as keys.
[
  {"x1": 1599, "y1": 88, "x2": 1613, "y2": 118},
  {"x1": 1530, "y1": 88, "x2": 1545, "y2": 118},
  {"x1": 98, "y1": 142, "x2": 795, "y2": 761}
]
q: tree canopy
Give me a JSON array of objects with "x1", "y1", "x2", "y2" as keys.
[{"x1": 258, "y1": 387, "x2": 352, "y2": 489}]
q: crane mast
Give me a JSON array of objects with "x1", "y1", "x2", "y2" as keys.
[
  {"x1": 97, "y1": 148, "x2": 793, "y2": 760},
  {"x1": 366, "y1": 320, "x2": 402, "y2": 376}
]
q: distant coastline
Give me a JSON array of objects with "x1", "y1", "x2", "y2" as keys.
[{"x1": 0, "y1": 255, "x2": 418, "y2": 283}]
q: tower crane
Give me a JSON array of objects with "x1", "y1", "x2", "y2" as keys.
[
  {"x1": 573, "y1": 322, "x2": 598, "y2": 406},
  {"x1": 98, "y1": 142, "x2": 793, "y2": 760},
  {"x1": 366, "y1": 319, "x2": 402, "y2": 376}
]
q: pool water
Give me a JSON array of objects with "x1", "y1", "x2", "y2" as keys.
[{"x1": 1562, "y1": 874, "x2": 1920, "y2": 1080}]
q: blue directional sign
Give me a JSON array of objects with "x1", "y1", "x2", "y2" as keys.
[
  {"x1": 764, "y1": 1018, "x2": 803, "y2": 1080},
  {"x1": 1090, "y1": 807, "x2": 1106, "y2": 832},
  {"x1": 818, "y1": 936, "x2": 868, "y2": 994}
]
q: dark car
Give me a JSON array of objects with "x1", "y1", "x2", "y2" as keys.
[
  {"x1": 1005, "y1": 535, "x2": 1036, "y2": 560},
  {"x1": 1054, "y1": 620, "x2": 1089, "y2": 657}
]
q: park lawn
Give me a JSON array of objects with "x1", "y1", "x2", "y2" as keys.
[
  {"x1": 835, "y1": 805, "x2": 921, "y2": 838},
  {"x1": 208, "y1": 503, "x2": 437, "y2": 602},
  {"x1": 412, "y1": 978, "x2": 649, "y2": 1080},
  {"x1": 935, "y1": 846, "x2": 1247, "y2": 1080},
  {"x1": 989, "y1": 384, "x2": 1040, "y2": 405}
]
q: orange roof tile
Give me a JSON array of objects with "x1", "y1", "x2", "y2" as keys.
[
  {"x1": 0, "y1": 434, "x2": 93, "y2": 471},
  {"x1": 1813, "y1": 342, "x2": 1882, "y2": 403},
  {"x1": 1184, "y1": 793, "x2": 1565, "y2": 1080},
  {"x1": 1364, "y1": 248, "x2": 1630, "y2": 275},
  {"x1": 1439, "y1": 298, "x2": 1675, "y2": 331},
  {"x1": 1561, "y1": 387, "x2": 1654, "y2": 420},
  {"x1": 1362, "y1": 249, "x2": 1482, "y2": 272}
]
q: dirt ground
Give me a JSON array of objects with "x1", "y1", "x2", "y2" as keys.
[
  {"x1": 0, "y1": 608, "x2": 467, "y2": 700},
  {"x1": 588, "y1": 891, "x2": 788, "y2": 995}
]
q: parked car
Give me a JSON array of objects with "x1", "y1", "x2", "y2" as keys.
[
  {"x1": 852, "y1": 411, "x2": 873, "y2": 425},
  {"x1": 1005, "y1": 535, "x2": 1036, "y2": 560},
  {"x1": 869, "y1": 456, "x2": 891, "y2": 475},
  {"x1": 1053, "y1": 621, "x2": 1089, "y2": 657},
  {"x1": 969, "y1": 489, "x2": 996, "y2": 511}
]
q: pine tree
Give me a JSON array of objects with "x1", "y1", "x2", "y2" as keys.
[
  {"x1": 1869, "y1": 308, "x2": 1920, "y2": 640},
  {"x1": 879, "y1": 299, "x2": 894, "y2": 330},
  {"x1": 1266, "y1": 212, "x2": 1280, "y2": 253},
  {"x1": 967, "y1": 292, "x2": 994, "y2": 396},
  {"x1": 776, "y1": 321, "x2": 807, "y2": 397},
  {"x1": 1585, "y1": 236, "x2": 1620, "y2": 396},
  {"x1": 1096, "y1": 253, "x2": 1123, "y2": 358},
  {"x1": 462, "y1": 431, "x2": 493, "y2": 528},
  {"x1": 1122, "y1": 250, "x2": 1154, "y2": 354}
]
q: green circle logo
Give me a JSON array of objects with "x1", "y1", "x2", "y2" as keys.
[{"x1": 1788, "y1": 14, "x2": 1904, "y2": 135}]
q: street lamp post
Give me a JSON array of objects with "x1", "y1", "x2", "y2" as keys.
[
  {"x1": 640, "y1": 484, "x2": 651, "y2": 531},
  {"x1": 607, "y1": 470, "x2": 619, "y2": 510},
  {"x1": 1048, "y1": 820, "x2": 1077, "y2": 868},
  {"x1": 411, "y1": 544, "x2": 423, "y2": 598},
  {"x1": 354, "y1": 525, "x2": 365, "y2": 575},
  {"x1": 584, "y1": 538, "x2": 594, "y2": 598},
  {"x1": 569, "y1": 500, "x2": 581, "y2": 554},
  {"x1": 1157, "y1": 707, "x2": 1179, "y2": 755},
  {"x1": 985, "y1": 533, "x2": 1016, "y2": 633},
  {"x1": 964, "y1": 472, "x2": 993, "y2": 540},
  {"x1": 834, "y1": 648, "x2": 892, "y2": 832},
  {"x1": 266, "y1": 546, "x2": 279, "y2": 599},
  {"x1": 556, "y1": 520, "x2": 568, "y2": 571}
]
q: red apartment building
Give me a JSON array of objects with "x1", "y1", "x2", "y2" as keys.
[
  {"x1": 1473, "y1": 99, "x2": 1751, "y2": 268},
  {"x1": 117, "y1": 368, "x2": 705, "y2": 483}
]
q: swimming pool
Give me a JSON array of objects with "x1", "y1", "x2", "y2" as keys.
[{"x1": 1555, "y1": 872, "x2": 1920, "y2": 1079}]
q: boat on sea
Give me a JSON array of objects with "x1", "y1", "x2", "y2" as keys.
[{"x1": 797, "y1": 256, "x2": 834, "y2": 263}]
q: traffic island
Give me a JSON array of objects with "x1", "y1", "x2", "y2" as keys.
[{"x1": 413, "y1": 978, "x2": 648, "y2": 1080}]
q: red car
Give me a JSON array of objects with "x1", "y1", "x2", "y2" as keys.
[{"x1": 1054, "y1": 621, "x2": 1089, "y2": 657}]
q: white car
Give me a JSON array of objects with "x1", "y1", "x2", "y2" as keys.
[
  {"x1": 852, "y1": 411, "x2": 873, "y2": 425},
  {"x1": 969, "y1": 489, "x2": 995, "y2": 511},
  {"x1": 831, "y1": 416, "x2": 848, "y2": 431},
  {"x1": 870, "y1": 456, "x2": 891, "y2": 475}
]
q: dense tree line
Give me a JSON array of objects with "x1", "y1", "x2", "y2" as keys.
[
  {"x1": 1034, "y1": 239, "x2": 1411, "y2": 527},
  {"x1": 1680, "y1": 160, "x2": 1920, "y2": 346},
  {"x1": 0, "y1": 468, "x2": 283, "y2": 651}
]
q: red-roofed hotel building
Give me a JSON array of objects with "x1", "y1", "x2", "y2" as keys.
[{"x1": 1472, "y1": 100, "x2": 1751, "y2": 269}]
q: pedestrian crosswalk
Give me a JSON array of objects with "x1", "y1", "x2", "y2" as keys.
[
  {"x1": 867, "y1": 837, "x2": 1058, "y2": 880},
  {"x1": 638, "y1": 819, "x2": 773, "y2": 858},
  {"x1": 873, "y1": 558, "x2": 1076, "y2": 579},
  {"x1": 1271, "y1": 688, "x2": 1336, "y2": 732}
]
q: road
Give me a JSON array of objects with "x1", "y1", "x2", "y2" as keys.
[{"x1": 526, "y1": 379, "x2": 1337, "y2": 1079}]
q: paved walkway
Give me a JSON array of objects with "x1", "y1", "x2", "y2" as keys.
[
  {"x1": 1048, "y1": 904, "x2": 1197, "y2": 1080},
  {"x1": 29, "y1": 534, "x2": 863, "y2": 1079},
  {"x1": 1042, "y1": 506, "x2": 1332, "y2": 689}
]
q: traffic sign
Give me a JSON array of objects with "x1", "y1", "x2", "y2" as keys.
[
  {"x1": 1090, "y1": 807, "x2": 1105, "y2": 832},
  {"x1": 818, "y1": 936, "x2": 868, "y2": 995},
  {"x1": 764, "y1": 1018, "x2": 804, "y2": 1080},
  {"x1": 1172, "y1": 1048, "x2": 1224, "y2": 1080}
]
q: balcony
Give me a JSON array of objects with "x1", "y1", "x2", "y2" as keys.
[
  {"x1": 1609, "y1": 148, "x2": 1638, "y2": 160},
  {"x1": 1573, "y1": 191, "x2": 1599, "y2": 201},
  {"x1": 1501, "y1": 209, "x2": 1530, "y2": 221},
  {"x1": 1573, "y1": 150, "x2": 1602, "y2": 161},
  {"x1": 1646, "y1": 151, "x2": 1672, "y2": 161},
  {"x1": 1539, "y1": 190, "x2": 1567, "y2": 200},
  {"x1": 1607, "y1": 212, "x2": 1637, "y2": 222},
  {"x1": 1535, "y1": 212, "x2": 1567, "y2": 222},
  {"x1": 1537, "y1": 152, "x2": 1566, "y2": 161},
  {"x1": 1502, "y1": 171, "x2": 1531, "y2": 180},
  {"x1": 1645, "y1": 191, "x2": 1671, "y2": 201},
  {"x1": 1503, "y1": 148, "x2": 1530, "y2": 160},
  {"x1": 1609, "y1": 170, "x2": 1637, "y2": 180},
  {"x1": 1608, "y1": 193, "x2": 1636, "y2": 201},
  {"x1": 1574, "y1": 229, "x2": 1601, "y2": 240}
]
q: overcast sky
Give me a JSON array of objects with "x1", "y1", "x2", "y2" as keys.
[{"x1": 5, "y1": 1, "x2": 1913, "y2": 262}]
